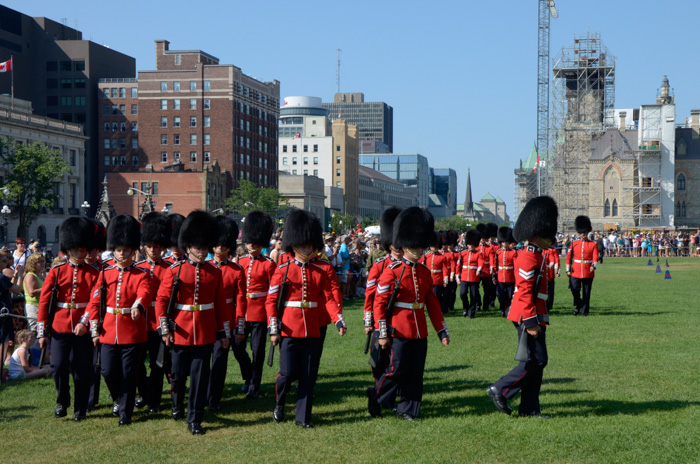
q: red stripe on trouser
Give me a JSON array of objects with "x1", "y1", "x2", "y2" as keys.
[{"x1": 502, "y1": 367, "x2": 529, "y2": 397}]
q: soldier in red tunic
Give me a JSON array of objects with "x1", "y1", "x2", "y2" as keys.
[
  {"x1": 565, "y1": 215, "x2": 598, "y2": 316},
  {"x1": 86, "y1": 220, "x2": 107, "y2": 413},
  {"x1": 206, "y1": 215, "x2": 248, "y2": 410},
  {"x1": 457, "y1": 230, "x2": 484, "y2": 318},
  {"x1": 544, "y1": 242, "x2": 560, "y2": 312},
  {"x1": 156, "y1": 211, "x2": 231, "y2": 435},
  {"x1": 364, "y1": 207, "x2": 402, "y2": 381},
  {"x1": 442, "y1": 230, "x2": 459, "y2": 313},
  {"x1": 367, "y1": 207, "x2": 450, "y2": 421},
  {"x1": 494, "y1": 227, "x2": 517, "y2": 318},
  {"x1": 267, "y1": 209, "x2": 347, "y2": 428},
  {"x1": 135, "y1": 212, "x2": 172, "y2": 413},
  {"x1": 487, "y1": 196, "x2": 558, "y2": 418},
  {"x1": 87, "y1": 215, "x2": 152, "y2": 426},
  {"x1": 37, "y1": 217, "x2": 100, "y2": 421},
  {"x1": 420, "y1": 232, "x2": 449, "y2": 314},
  {"x1": 237, "y1": 211, "x2": 277, "y2": 398}
]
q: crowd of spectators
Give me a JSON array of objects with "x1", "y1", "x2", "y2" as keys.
[{"x1": 557, "y1": 230, "x2": 700, "y2": 258}]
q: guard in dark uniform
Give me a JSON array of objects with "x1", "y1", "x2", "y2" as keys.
[
  {"x1": 136, "y1": 212, "x2": 172, "y2": 413},
  {"x1": 364, "y1": 207, "x2": 402, "y2": 381},
  {"x1": 87, "y1": 215, "x2": 152, "y2": 426},
  {"x1": 457, "y1": 230, "x2": 484, "y2": 318},
  {"x1": 156, "y1": 211, "x2": 231, "y2": 435},
  {"x1": 420, "y1": 232, "x2": 449, "y2": 314},
  {"x1": 237, "y1": 211, "x2": 277, "y2": 398},
  {"x1": 367, "y1": 207, "x2": 450, "y2": 421},
  {"x1": 494, "y1": 227, "x2": 517, "y2": 318},
  {"x1": 37, "y1": 217, "x2": 100, "y2": 420},
  {"x1": 566, "y1": 216, "x2": 598, "y2": 316},
  {"x1": 86, "y1": 220, "x2": 107, "y2": 413},
  {"x1": 207, "y1": 215, "x2": 247, "y2": 410},
  {"x1": 267, "y1": 209, "x2": 347, "y2": 428},
  {"x1": 487, "y1": 196, "x2": 558, "y2": 417}
]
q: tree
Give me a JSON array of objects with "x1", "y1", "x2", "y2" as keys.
[
  {"x1": 361, "y1": 215, "x2": 378, "y2": 229},
  {"x1": 225, "y1": 179, "x2": 289, "y2": 219},
  {"x1": 435, "y1": 215, "x2": 472, "y2": 232},
  {"x1": 330, "y1": 212, "x2": 356, "y2": 235},
  {"x1": 0, "y1": 139, "x2": 71, "y2": 238}
]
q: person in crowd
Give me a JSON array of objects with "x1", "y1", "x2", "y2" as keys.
[
  {"x1": 8, "y1": 329, "x2": 51, "y2": 380},
  {"x1": 12, "y1": 237, "x2": 31, "y2": 270},
  {"x1": 23, "y1": 252, "x2": 45, "y2": 332},
  {"x1": 1, "y1": 250, "x2": 25, "y2": 366}
]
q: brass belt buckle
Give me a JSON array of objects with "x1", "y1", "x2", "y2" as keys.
[
  {"x1": 114, "y1": 309, "x2": 122, "y2": 315},
  {"x1": 67, "y1": 303, "x2": 76, "y2": 310},
  {"x1": 301, "y1": 300, "x2": 310, "y2": 308},
  {"x1": 246, "y1": 293, "x2": 252, "y2": 299},
  {"x1": 412, "y1": 302, "x2": 420, "y2": 310},
  {"x1": 191, "y1": 304, "x2": 200, "y2": 312}
]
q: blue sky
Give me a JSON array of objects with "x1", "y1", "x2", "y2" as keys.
[{"x1": 8, "y1": 0, "x2": 700, "y2": 215}]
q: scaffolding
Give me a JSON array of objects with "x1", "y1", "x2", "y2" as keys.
[{"x1": 551, "y1": 32, "x2": 615, "y2": 230}]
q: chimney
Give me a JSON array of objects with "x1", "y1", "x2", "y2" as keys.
[
  {"x1": 619, "y1": 111, "x2": 627, "y2": 131},
  {"x1": 691, "y1": 110, "x2": 700, "y2": 140}
]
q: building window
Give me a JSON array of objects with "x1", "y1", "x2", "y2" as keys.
[
  {"x1": 161, "y1": 99, "x2": 167, "y2": 110},
  {"x1": 132, "y1": 122, "x2": 138, "y2": 132},
  {"x1": 60, "y1": 96, "x2": 72, "y2": 107},
  {"x1": 292, "y1": 157, "x2": 297, "y2": 165},
  {"x1": 303, "y1": 157, "x2": 308, "y2": 165},
  {"x1": 74, "y1": 96, "x2": 86, "y2": 106},
  {"x1": 173, "y1": 81, "x2": 180, "y2": 92},
  {"x1": 292, "y1": 170, "x2": 297, "y2": 175},
  {"x1": 103, "y1": 105, "x2": 110, "y2": 115},
  {"x1": 111, "y1": 139, "x2": 118, "y2": 149},
  {"x1": 282, "y1": 157, "x2": 287, "y2": 165},
  {"x1": 677, "y1": 173, "x2": 686, "y2": 190},
  {"x1": 282, "y1": 145, "x2": 287, "y2": 153},
  {"x1": 104, "y1": 139, "x2": 110, "y2": 149},
  {"x1": 120, "y1": 156, "x2": 126, "y2": 166},
  {"x1": 336, "y1": 156, "x2": 341, "y2": 164},
  {"x1": 131, "y1": 155, "x2": 138, "y2": 166},
  {"x1": 292, "y1": 146, "x2": 297, "y2": 153},
  {"x1": 131, "y1": 139, "x2": 138, "y2": 149},
  {"x1": 190, "y1": 116, "x2": 197, "y2": 127},
  {"x1": 336, "y1": 169, "x2": 341, "y2": 177},
  {"x1": 190, "y1": 81, "x2": 196, "y2": 92},
  {"x1": 304, "y1": 169, "x2": 308, "y2": 175},
  {"x1": 131, "y1": 88, "x2": 138, "y2": 98},
  {"x1": 612, "y1": 199, "x2": 618, "y2": 216},
  {"x1": 190, "y1": 152, "x2": 197, "y2": 162},
  {"x1": 204, "y1": 99, "x2": 210, "y2": 109},
  {"x1": 46, "y1": 61, "x2": 58, "y2": 72},
  {"x1": 190, "y1": 134, "x2": 197, "y2": 145},
  {"x1": 174, "y1": 152, "x2": 181, "y2": 162},
  {"x1": 131, "y1": 104, "x2": 137, "y2": 114},
  {"x1": 336, "y1": 145, "x2": 341, "y2": 151},
  {"x1": 119, "y1": 105, "x2": 126, "y2": 115},
  {"x1": 313, "y1": 169, "x2": 318, "y2": 176},
  {"x1": 174, "y1": 134, "x2": 180, "y2": 145},
  {"x1": 111, "y1": 105, "x2": 119, "y2": 114},
  {"x1": 313, "y1": 144, "x2": 318, "y2": 152},
  {"x1": 204, "y1": 80, "x2": 210, "y2": 91},
  {"x1": 203, "y1": 116, "x2": 210, "y2": 127},
  {"x1": 111, "y1": 88, "x2": 118, "y2": 98},
  {"x1": 120, "y1": 139, "x2": 126, "y2": 149},
  {"x1": 190, "y1": 98, "x2": 196, "y2": 110},
  {"x1": 204, "y1": 151, "x2": 211, "y2": 163},
  {"x1": 676, "y1": 201, "x2": 681, "y2": 216},
  {"x1": 119, "y1": 88, "x2": 126, "y2": 98},
  {"x1": 203, "y1": 134, "x2": 210, "y2": 145},
  {"x1": 103, "y1": 122, "x2": 110, "y2": 133},
  {"x1": 161, "y1": 134, "x2": 167, "y2": 145},
  {"x1": 313, "y1": 157, "x2": 318, "y2": 165},
  {"x1": 161, "y1": 152, "x2": 168, "y2": 163},
  {"x1": 303, "y1": 145, "x2": 308, "y2": 153},
  {"x1": 173, "y1": 99, "x2": 180, "y2": 110},
  {"x1": 120, "y1": 122, "x2": 127, "y2": 132},
  {"x1": 60, "y1": 78, "x2": 72, "y2": 89},
  {"x1": 74, "y1": 61, "x2": 85, "y2": 71},
  {"x1": 161, "y1": 117, "x2": 167, "y2": 128},
  {"x1": 161, "y1": 81, "x2": 167, "y2": 92},
  {"x1": 112, "y1": 122, "x2": 118, "y2": 132},
  {"x1": 174, "y1": 116, "x2": 181, "y2": 128},
  {"x1": 104, "y1": 156, "x2": 110, "y2": 166},
  {"x1": 604, "y1": 199, "x2": 610, "y2": 217},
  {"x1": 152, "y1": 182, "x2": 159, "y2": 195},
  {"x1": 682, "y1": 201, "x2": 686, "y2": 217},
  {"x1": 337, "y1": 182, "x2": 341, "y2": 188},
  {"x1": 112, "y1": 156, "x2": 119, "y2": 165},
  {"x1": 175, "y1": 54, "x2": 181, "y2": 65}
]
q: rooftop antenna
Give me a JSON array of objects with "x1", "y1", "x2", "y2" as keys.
[
  {"x1": 336, "y1": 48, "x2": 342, "y2": 94},
  {"x1": 61, "y1": 18, "x2": 67, "y2": 26}
]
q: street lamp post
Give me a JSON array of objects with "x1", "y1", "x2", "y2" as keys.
[
  {"x1": 81, "y1": 201, "x2": 90, "y2": 217},
  {"x1": 1, "y1": 205, "x2": 10, "y2": 245},
  {"x1": 127, "y1": 184, "x2": 154, "y2": 220}
]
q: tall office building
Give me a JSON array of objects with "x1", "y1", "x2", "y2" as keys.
[
  {"x1": 429, "y1": 167, "x2": 458, "y2": 218},
  {"x1": 0, "y1": 5, "x2": 136, "y2": 206},
  {"x1": 359, "y1": 154, "x2": 430, "y2": 208},
  {"x1": 323, "y1": 92, "x2": 393, "y2": 152}
]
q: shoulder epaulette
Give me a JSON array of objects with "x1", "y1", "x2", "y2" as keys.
[
  {"x1": 309, "y1": 262, "x2": 324, "y2": 272},
  {"x1": 133, "y1": 265, "x2": 149, "y2": 273},
  {"x1": 375, "y1": 256, "x2": 388, "y2": 264},
  {"x1": 136, "y1": 259, "x2": 147, "y2": 265},
  {"x1": 52, "y1": 261, "x2": 67, "y2": 269},
  {"x1": 278, "y1": 262, "x2": 290, "y2": 269},
  {"x1": 315, "y1": 257, "x2": 332, "y2": 264},
  {"x1": 389, "y1": 261, "x2": 402, "y2": 269},
  {"x1": 230, "y1": 261, "x2": 243, "y2": 270},
  {"x1": 105, "y1": 264, "x2": 117, "y2": 271},
  {"x1": 526, "y1": 244, "x2": 538, "y2": 252},
  {"x1": 170, "y1": 261, "x2": 184, "y2": 269},
  {"x1": 260, "y1": 255, "x2": 275, "y2": 262},
  {"x1": 88, "y1": 262, "x2": 102, "y2": 271}
]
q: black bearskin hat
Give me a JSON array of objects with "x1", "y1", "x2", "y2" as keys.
[
  {"x1": 91, "y1": 220, "x2": 107, "y2": 251},
  {"x1": 465, "y1": 229, "x2": 482, "y2": 247},
  {"x1": 475, "y1": 223, "x2": 487, "y2": 237},
  {"x1": 167, "y1": 213, "x2": 185, "y2": 248},
  {"x1": 106, "y1": 215, "x2": 141, "y2": 251},
  {"x1": 497, "y1": 227, "x2": 513, "y2": 244},
  {"x1": 574, "y1": 215, "x2": 592, "y2": 234},
  {"x1": 429, "y1": 232, "x2": 441, "y2": 248},
  {"x1": 59, "y1": 217, "x2": 94, "y2": 254},
  {"x1": 282, "y1": 209, "x2": 322, "y2": 253},
  {"x1": 380, "y1": 206, "x2": 402, "y2": 252},
  {"x1": 393, "y1": 207, "x2": 434, "y2": 250},
  {"x1": 141, "y1": 212, "x2": 171, "y2": 247},
  {"x1": 214, "y1": 215, "x2": 239, "y2": 251},
  {"x1": 448, "y1": 230, "x2": 459, "y2": 247},
  {"x1": 486, "y1": 222, "x2": 499, "y2": 239},
  {"x1": 241, "y1": 211, "x2": 274, "y2": 246},
  {"x1": 179, "y1": 210, "x2": 218, "y2": 250},
  {"x1": 513, "y1": 196, "x2": 558, "y2": 243}
]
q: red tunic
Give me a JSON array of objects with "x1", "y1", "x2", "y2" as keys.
[
  {"x1": 310, "y1": 257, "x2": 343, "y2": 327},
  {"x1": 209, "y1": 258, "x2": 247, "y2": 330},
  {"x1": 265, "y1": 260, "x2": 343, "y2": 338},
  {"x1": 36, "y1": 262, "x2": 100, "y2": 337},
  {"x1": 495, "y1": 247, "x2": 518, "y2": 283},
  {"x1": 420, "y1": 251, "x2": 449, "y2": 286},
  {"x1": 508, "y1": 244, "x2": 549, "y2": 328},
  {"x1": 478, "y1": 244, "x2": 494, "y2": 277},
  {"x1": 374, "y1": 259, "x2": 447, "y2": 339},
  {"x1": 155, "y1": 259, "x2": 231, "y2": 345},
  {"x1": 544, "y1": 247, "x2": 560, "y2": 280},
  {"x1": 565, "y1": 239, "x2": 598, "y2": 278},
  {"x1": 457, "y1": 249, "x2": 484, "y2": 282},
  {"x1": 237, "y1": 254, "x2": 277, "y2": 323},
  {"x1": 364, "y1": 256, "x2": 396, "y2": 329},
  {"x1": 138, "y1": 258, "x2": 172, "y2": 332},
  {"x1": 87, "y1": 263, "x2": 152, "y2": 345}
]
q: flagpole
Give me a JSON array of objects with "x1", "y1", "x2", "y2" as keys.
[{"x1": 10, "y1": 55, "x2": 14, "y2": 110}]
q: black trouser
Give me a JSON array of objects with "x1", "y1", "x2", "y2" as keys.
[
  {"x1": 481, "y1": 277, "x2": 495, "y2": 309},
  {"x1": 370, "y1": 337, "x2": 428, "y2": 418},
  {"x1": 50, "y1": 332, "x2": 92, "y2": 417},
  {"x1": 247, "y1": 321, "x2": 266, "y2": 394},
  {"x1": 459, "y1": 281, "x2": 480, "y2": 318},
  {"x1": 497, "y1": 282, "x2": 515, "y2": 315},
  {"x1": 101, "y1": 343, "x2": 141, "y2": 421},
  {"x1": 136, "y1": 331, "x2": 165, "y2": 410},
  {"x1": 171, "y1": 344, "x2": 213, "y2": 424},
  {"x1": 310, "y1": 325, "x2": 328, "y2": 385},
  {"x1": 275, "y1": 337, "x2": 320, "y2": 424},
  {"x1": 207, "y1": 333, "x2": 252, "y2": 407},
  {"x1": 494, "y1": 323, "x2": 548, "y2": 416},
  {"x1": 446, "y1": 281, "x2": 457, "y2": 311},
  {"x1": 546, "y1": 279, "x2": 555, "y2": 311},
  {"x1": 88, "y1": 343, "x2": 101, "y2": 410},
  {"x1": 369, "y1": 330, "x2": 391, "y2": 381},
  {"x1": 569, "y1": 277, "x2": 593, "y2": 315},
  {"x1": 432, "y1": 285, "x2": 447, "y2": 314}
]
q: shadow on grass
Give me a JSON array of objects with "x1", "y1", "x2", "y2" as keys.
[
  {"x1": 0, "y1": 404, "x2": 38, "y2": 421},
  {"x1": 549, "y1": 307, "x2": 670, "y2": 317},
  {"x1": 552, "y1": 399, "x2": 700, "y2": 417}
]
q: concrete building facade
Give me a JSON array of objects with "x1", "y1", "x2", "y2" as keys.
[
  {"x1": 323, "y1": 92, "x2": 393, "y2": 152},
  {"x1": 359, "y1": 154, "x2": 430, "y2": 208},
  {"x1": 358, "y1": 165, "x2": 417, "y2": 219}
]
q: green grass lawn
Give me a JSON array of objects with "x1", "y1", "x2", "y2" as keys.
[{"x1": 1, "y1": 257, "x2": 698, "y2": 463}]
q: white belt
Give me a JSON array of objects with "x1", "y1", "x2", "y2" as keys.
[
  {"x1": 151, "y1": 301, "x2": 156, "y2": 307},
  {"x1": 57, "y1": 302, "x2": 88, "y2": 309},
  {"x1": 537, "y1": 292, "x2": 547, "y2": 300},
  {"x1": 284, "y1": 301, "x2": 318, "y2": 308},
  {"x1": 463, "y1": 265, "x2": 477, "y2": 269},
  {"x1": 107, "y1": 307, "x2": 131, "y2": 315},
  {"x1": 574, "y1": 259, "x2": 593, "y2": 263},
  {"x1": 431, "y1": 270, "x2": 443, "y2": 273},
  {"x1": 247, "y1": 292, "x2": 268, "y2": 299},
  {"x1": 500, "y1": 266, "x2": 514, "y2": 270},
  {"x1": 225, "y1": 298, "x2": 233, "y2": 304},
  {"x1": 395, "y1": 302, "x2": 424, "y2": 310},
  {"x1": 176, "y1": 303, "x2": 213, "y2": 311}
]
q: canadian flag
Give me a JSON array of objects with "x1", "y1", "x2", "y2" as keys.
[
  {"x1": 292, "y1": 132, "x2": 301, "y2": 139},
  {"x1": 338, "y1": 109, "x2": 342, "y2": 119},
  {"x1": 0, "y1": 59, "x2": 11, "y2": 73},
  {"x1": 532, "y1": 155, "x2": 539, "y2": 173}
]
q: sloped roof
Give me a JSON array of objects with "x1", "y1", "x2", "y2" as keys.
[
  {"x1": 675, "y1": 127, "x2": 700, "y2": 159},
  {"x1": 481, "y1": 193, "x2": 496, "y2": 202},
  {"x1": 590, "y1": 128, "x2": 638, "y2": 161},
  {"x1": 495, "y1": 196, "x2": 505, "y2": 203}
]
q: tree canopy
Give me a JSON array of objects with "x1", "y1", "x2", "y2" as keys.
[{"x1": 224, "y1": 179, "x2": 289, "y2": 218}]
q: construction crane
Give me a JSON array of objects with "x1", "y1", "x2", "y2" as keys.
[{"x1": 535, "y1": 0, "x2": 557, "y2": 195}]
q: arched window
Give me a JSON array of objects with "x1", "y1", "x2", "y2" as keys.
[
  {"x1": 676, "y1": 201, "x2": 681, "y2": 216},
  {"x1": 612, "y1": 199, "x2": 618, "y2": 216},
  {"x1": 682, "y1": 202, "x2": 686, "y2": 217},
  {"x1": 677, "y1": 173, "x2": 686, "y2": 190},
  {"x1": 604, "y1": 199, "x2": 610, "y2": 217}
]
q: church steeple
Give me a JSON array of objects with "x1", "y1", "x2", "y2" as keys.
[
  {"x1": 657, "y1": 75, "x2": 674, "y2": 104},
  {"x1": 95, "y1": 174, "x2": 116, "y2": 226},
  {"x1": 464, "y1": 168, "x2": 473, "y2": 215}
]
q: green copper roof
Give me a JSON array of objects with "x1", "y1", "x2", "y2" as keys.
[
  {"x1": 481, "y1": 193, "x2": 496, "y2": 202},
  {"x1": 495, "y1": 196, "x2": 505, "y2": 203}
]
